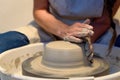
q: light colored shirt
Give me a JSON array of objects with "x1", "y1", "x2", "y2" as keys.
[
  {"x1": 49, "y1": 0, "x2": 104, "y2": 25},
  {"x1": 13, "y1": 0, "x2": 105, "y2": 43}
]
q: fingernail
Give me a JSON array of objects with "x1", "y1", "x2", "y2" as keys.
[
  {"x1": 88, "y1": 25, "x2": 93, "y2": 30},
  {"x1": 89, "y1": 31, "x2": 94, "y2": 36}
]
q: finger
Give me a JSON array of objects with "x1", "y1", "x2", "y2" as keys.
[
  {"x1": 68, "y1": 28, "x2": 93, "y2": 37},
  {"x1": 73, "y1": 22, "x2": 93, "y2": 30},
  {"x1": 82, "y1": 28, "x2": 94, "y2": 36},
  {"x1": 67, "y1": 32, "x2": 88, "y2": 37},
  {"x1": 76, "y1": 32, "x2": 89, "y2": 37},
  {"x1": 63, "y1": 36, "x2": 83, "y2": 43},
  {"x1": 81, "y1": 19, "x2": 93, "y2": 30},
  {"x1": 88, "y1": 30, "x2": 94, "y2": 36},
  {"x1": 76, "y1": 31, "x2": 94, "y2": 37},
  {"x1": 83, "y1": 19, "x2": 91, "y2": 24},
  {"x1": 68, "y1": 36, "x2": 83, "y2": 43},
  {"x1": 80, "y1": 24, "x2": 93, "y2": 30},
  {"x1": 68, "y1": 32, "x2": 89, "y2": 38}
]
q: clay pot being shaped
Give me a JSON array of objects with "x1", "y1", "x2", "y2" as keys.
[{"x1": 22, "y1": 41, "x2": 109, "y2": 78}]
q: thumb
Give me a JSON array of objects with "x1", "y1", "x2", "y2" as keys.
[{"x1": 83, "y1": 19, "x2": 91, "y2": 24}]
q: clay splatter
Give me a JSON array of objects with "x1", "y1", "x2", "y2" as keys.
[{"x1": 15, "y1": 57, "x2": 21, "y2": 69}]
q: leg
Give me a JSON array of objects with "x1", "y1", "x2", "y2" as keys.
[
  {"x1": 115, "y1": 35, "x2": 120, "y2": 47},
  {"x1": 0, "y1": 31, "x2": 29, "y2": 53}
]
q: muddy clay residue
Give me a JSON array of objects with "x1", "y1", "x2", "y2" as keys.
[{"x1": 15, "y1": 57, "x2": 21, "y2": 69}]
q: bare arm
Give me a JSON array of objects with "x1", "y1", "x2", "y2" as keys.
[
  {"x1": 33, "y1": 0, "x2": 69, "y2": 38},
  {"x1": 113, "y1": 0, "x2": 120, "y2": 16},
  {"x1": 33, "y1": 0, "x2": 93, "y2": 43},
  {"x1": 91, "y1": 7, "x2": 111, "y2": 43}
]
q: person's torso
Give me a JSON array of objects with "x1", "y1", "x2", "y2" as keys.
[{"x1": 49, "y1": 0, "x2": 104, "y2": 25}]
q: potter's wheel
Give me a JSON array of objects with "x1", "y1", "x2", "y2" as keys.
[
  {"x1": 0, "y1": 43, "x2": 120, "y2": 80},
  {"x1": 22, "y1": 56, "x2": 109, "y2": 79},
  {"x1": 22, "y1": 41, "x2": 109, "y2": 79}
]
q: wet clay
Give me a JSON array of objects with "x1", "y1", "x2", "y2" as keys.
[{"x1": 22, "y1": 41, "x2": 109, "y2": 78}]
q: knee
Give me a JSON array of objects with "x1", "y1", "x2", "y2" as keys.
[
  {"x1": 0, "y1": 43, "x2": 10, "y2": 53},
  {"x1": 0, "y1": 31, "x2": 29, "y2": 53}
]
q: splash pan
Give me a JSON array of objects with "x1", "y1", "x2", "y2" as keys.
[{"x1": 0, "y1": 43, "x2": 120, "y2": 80}]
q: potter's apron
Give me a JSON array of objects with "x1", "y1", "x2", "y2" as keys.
[{"x1": 13, "y1": 0, "x2": 104, "y2": 43}]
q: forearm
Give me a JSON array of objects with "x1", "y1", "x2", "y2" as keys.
[
  {"x1": 33, "y1": 0, "x2": 69, "y2": 38},
  {"x1": 33, "y1": 10, "x2": 68, "y2": 38},
  {"x1": 91, "y1": 8, "x2": 111, "y2": 43},
  {"x1": 91, "y1": 22, "x2": 110, "y2": 43},
  {"x1": 113, "y1": 0, "x2": 120, "y2": 16}
]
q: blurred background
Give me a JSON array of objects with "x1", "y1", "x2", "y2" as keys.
[{"x1": 0, "y1": 0, "x2": 33, "y2": 33}]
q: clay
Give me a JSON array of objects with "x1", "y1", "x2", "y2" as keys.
[
  {"x1": 0, "y1": 43, "x2": 120, "y2": 80},
  {"x1": 22, "y1": 41, "x2": 109, "y2": 78}
]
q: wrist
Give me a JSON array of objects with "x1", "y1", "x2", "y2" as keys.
[{"x1": 56, "y1": 27, "x2": 69, "y2": 39}]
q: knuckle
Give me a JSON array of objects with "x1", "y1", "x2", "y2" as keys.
[
  {"x1": 82, "y1": 28, "x2": 89, "y2": 32},
  {"x1": 88, "y1": 30, "x2": 94, "y2": 36}
]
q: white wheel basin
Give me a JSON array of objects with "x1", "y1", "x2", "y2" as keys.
[{"x1": 0, "y1": 43, "x2": 120, "y2": 80}]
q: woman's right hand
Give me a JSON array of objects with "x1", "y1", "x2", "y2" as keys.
[{"x1": 63, "y1": 19, "x2": 94, "y2": 43}]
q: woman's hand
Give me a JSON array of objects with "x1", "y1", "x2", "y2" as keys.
[{"x1": 63, "y1": 19, "x2": 94, "y2": 43}]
